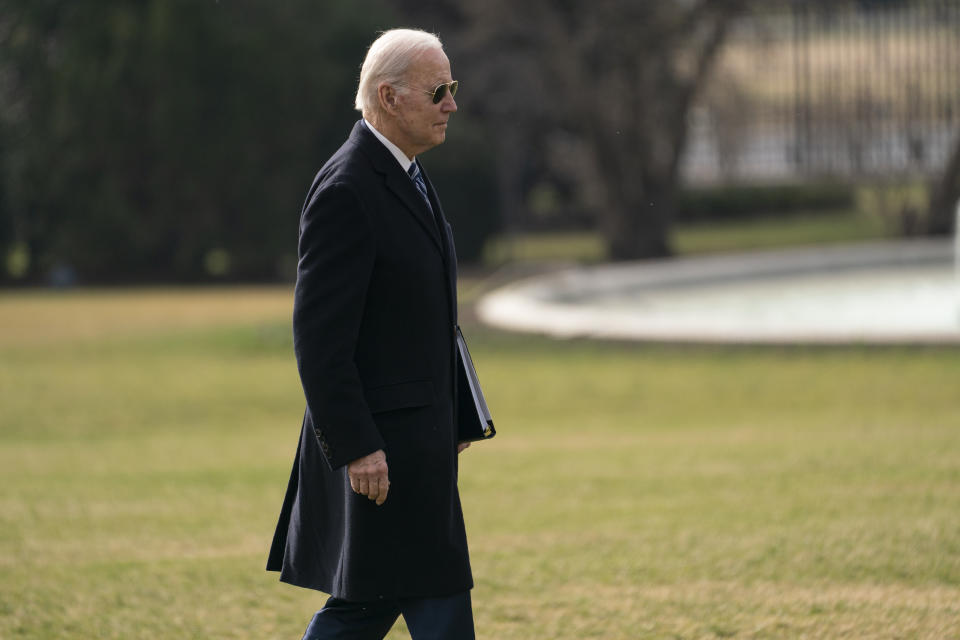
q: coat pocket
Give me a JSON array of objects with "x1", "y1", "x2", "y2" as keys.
[{"x1": 364, "y1": 379, "x2": 434, "y2": 414}]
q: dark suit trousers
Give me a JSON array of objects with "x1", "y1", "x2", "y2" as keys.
[{"x1": 301, "y1": 591, "x2": 475, "y2": 640}]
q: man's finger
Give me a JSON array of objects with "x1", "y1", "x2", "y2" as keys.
[
  {"x1": 354, "y1": 477, "x2": 369, "y2": 497},
  {"x1": 374, "y1": 478, "x2": 389, "y2": 506},
  {"x1": 366, "y1": 477, "x2": 380, "y2": 501}
]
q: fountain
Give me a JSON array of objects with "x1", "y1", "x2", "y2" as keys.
[{"x1": 477, "y1": 221, "x2": 960, "y2": 345}]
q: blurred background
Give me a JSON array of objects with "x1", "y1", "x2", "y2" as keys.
[{"x1": 1, "y1": 0, "x2": 957, "y2": 286}]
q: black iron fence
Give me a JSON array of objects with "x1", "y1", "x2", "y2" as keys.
[{"x1": 682, "y1": 0, "x2": 960, "y2": 185}]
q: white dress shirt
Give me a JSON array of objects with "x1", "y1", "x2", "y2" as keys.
[{"x1": 362, "y1": 119, "x2": 415, "y2": 173}]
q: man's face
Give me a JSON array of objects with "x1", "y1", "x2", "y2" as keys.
[{"x1": 391, "y1": 47, "x2": 457, "y2": 157}]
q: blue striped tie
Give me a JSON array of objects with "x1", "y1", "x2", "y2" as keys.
[{"x1": 408, "y1": 162, "x2": 433, "y2": 213}]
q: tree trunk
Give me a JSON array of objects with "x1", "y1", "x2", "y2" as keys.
[
  {"x1": 589, "y1": 120, "x2": 678, "y2": 260},
  {"x1": 604, "y1": 201, "x2": 673, "y2": 261},
  {"x1": 598, "y1": 170, "x2": 676, "y2": 261},
  {"x1": 927, "y1": 136, "x2": 960, "y2": 235}
]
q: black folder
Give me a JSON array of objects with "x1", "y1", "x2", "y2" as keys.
[{"x1": 455, "y1": 326, "x2": 496, "y2": 442}]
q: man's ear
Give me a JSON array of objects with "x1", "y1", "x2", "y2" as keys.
[{"x1": 377, "y1": 83, "x2": 398, "y2": 113}]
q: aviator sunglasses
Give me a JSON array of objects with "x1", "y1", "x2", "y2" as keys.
[{"x1": 396, "y1": 80, "x2": 459, "y2": 104}]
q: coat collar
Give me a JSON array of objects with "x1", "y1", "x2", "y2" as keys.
[{"x1": 349, "y1": 121, "x2": 443, "y2": 251}]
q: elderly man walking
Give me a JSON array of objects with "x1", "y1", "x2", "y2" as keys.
[{"x1": 266, "y1": 29, "x2": 476, "y2": 639}]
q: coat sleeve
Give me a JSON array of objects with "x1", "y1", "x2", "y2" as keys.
[{"x1": 293, "y1": 180, "x2": 385, "y2": 470}]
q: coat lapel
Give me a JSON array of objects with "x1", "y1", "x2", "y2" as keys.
[
  {"x1": 419, "y1": 164, "x2": 459, "y2": 325},
  {"x1": 350, "y1": 122, "x2": 443, "y2": 252},
  {"x1": 348, "y1": 121, "x2": 457, "y2": 321},
  {"x1": 384, "y1": 171, "x2": 443, "y2": 251}
]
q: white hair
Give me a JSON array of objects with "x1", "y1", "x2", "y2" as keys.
[{"x1": 355, "y1": 29, "x2": 444, "y2": 116}]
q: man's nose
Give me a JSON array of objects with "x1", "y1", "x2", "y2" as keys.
[{"x1": 441, "y1": 94, "x2": 457, "y2": 113}]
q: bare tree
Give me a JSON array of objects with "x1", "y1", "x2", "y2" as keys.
[{"x1": 399, "y1": 0, "x2": 749, "y2": 260}]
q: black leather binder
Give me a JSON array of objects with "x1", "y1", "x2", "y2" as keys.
[{"x1": 455, "y1": 326, "x2": 496, "y2": 442}]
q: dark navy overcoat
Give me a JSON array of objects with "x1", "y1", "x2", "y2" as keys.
[{"x1": 266, "y1": 121, "x2": 472, "y2": 601}]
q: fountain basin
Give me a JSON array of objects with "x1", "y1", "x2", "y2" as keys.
[{"x1": 476, "y1": 239, "x2": 959, "y2": 344}]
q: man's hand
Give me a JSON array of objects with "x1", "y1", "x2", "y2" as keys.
[
  {"x1": 347, "y1": 449, "x2": 389, "y2": 506},
  {"x1": 457, "y1": 442, "x2": 471, "y2": 454}
]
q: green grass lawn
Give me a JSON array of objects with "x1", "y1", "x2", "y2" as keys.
[{"x1": 1, "y1": 288, "x2": 958, "y2": 639}]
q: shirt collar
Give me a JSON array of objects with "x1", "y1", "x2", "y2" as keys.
[{"x1": 362, "y1": 119, "x2": 415, "y2": 172}]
